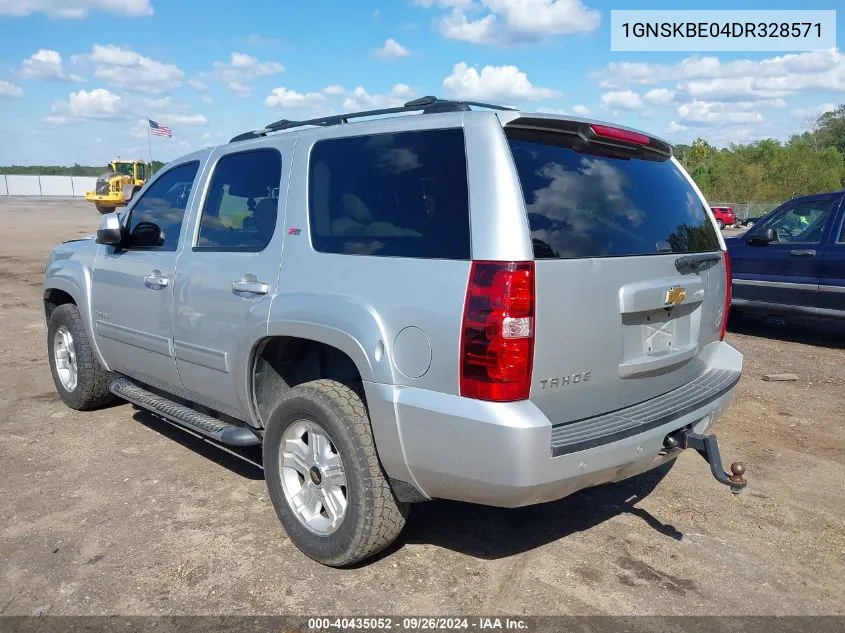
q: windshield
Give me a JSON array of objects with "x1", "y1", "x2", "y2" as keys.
[
  {"x1": 506, "y1": 128, "x2": 720, "y2": 259},
  {"x1": 114, "y1": 162, "x2": 134, "y2": 177}
]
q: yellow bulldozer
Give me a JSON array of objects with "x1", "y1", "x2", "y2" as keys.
[{"x1": 85, "y1": 159, "x2": 150, "y2": 214}]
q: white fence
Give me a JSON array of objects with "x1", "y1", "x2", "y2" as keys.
[{"x1": 0, "y1": 174, "x2": 97, "y2": 198}]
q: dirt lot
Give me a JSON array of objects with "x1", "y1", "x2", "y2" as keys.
[{"x1": 1, "y1": 199, "x2": 843, "y2": 616}]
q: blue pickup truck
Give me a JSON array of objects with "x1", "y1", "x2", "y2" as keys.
[{"x1": 726, "y1": 190, "x2": 845, "y2": 321}]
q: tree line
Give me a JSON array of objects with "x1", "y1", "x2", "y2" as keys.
[
  {"x1": 0, "y1": 161, "x2": 166, "y2": 177},
  {"x1": 675, "y1": 104, "x2": 845, "y2": 204}
]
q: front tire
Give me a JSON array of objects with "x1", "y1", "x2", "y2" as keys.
[
  {"x1": 47, "y1": 303, "x2": 115, "y2": 410},
  {"x1": 95, "y1": 204, "x2": 111, "y2": 215},
  {"x1": 263, "y1": 379, "x2": 408, "y2": 567}
]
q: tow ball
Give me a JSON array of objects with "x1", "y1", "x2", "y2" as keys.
[{"x1": 664, "y1": 430, "x2": 747, "y2": 494}]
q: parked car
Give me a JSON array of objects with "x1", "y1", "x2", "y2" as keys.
[
  {"x1": 726, "y1": 191, "x2": 845, "y2": 320},
  {"x1": 710, "y1": 206, "x2": 736, "y2": 229},
  {"x1": 43, "y1": 97, "x2": 745, "y2": 567}
]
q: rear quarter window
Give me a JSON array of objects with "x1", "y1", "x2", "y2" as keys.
[
  {"x1": 308, "y1": 128, "x2": 471, "y2": 259},
  {"x1": 507, "y1": 128, "x2": 720, "y2": 259}
]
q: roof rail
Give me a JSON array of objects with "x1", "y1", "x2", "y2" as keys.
[{"x1": 229, "y1": 96, "x2": 516, "y2": 143}]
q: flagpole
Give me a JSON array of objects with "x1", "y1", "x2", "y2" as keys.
[{"x1": 147, "y1": 121, "x2": 154, "y2": 176}]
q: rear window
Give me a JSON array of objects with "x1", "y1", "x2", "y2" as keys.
[
  {"x1": 308, "y1": 128, "x2": 471, "y2": 258},
  {"x1": 507, "y1": 128, "x2": 720, "y2": 259}
]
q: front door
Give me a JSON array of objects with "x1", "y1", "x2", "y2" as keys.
[
  {"x1": 91, "y1": 160, "x2": 201, "y2": 395},
  {"x1": 172, "y1": 143, "x2": 290, "y2": 420},
  {"x1": 731, "y1": 197, "x2": 837, "y2": 313},
  {"x1": 818, "y1": 195, "x2": 845, "y2": 315}
]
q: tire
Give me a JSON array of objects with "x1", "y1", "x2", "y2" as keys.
[
  {"x1": 95, "y1": 204, "x2": 110, "y2": 215},
  {"x1": 263, "y1": 379, "x2": 408, "y2": 567},
  {"x1": 47, "y1": 303, "x2": 116, "y2": 410},
  {"x1": 716, "y1": 219, "x2": 725, "y2": 230}
]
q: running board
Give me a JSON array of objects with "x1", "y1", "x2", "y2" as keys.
[{"x1": 109, "y1": 377, "x2": 261, "y2": 447}]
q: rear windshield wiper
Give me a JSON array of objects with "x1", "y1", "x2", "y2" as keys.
[{"x1": 675, "y1": 253, "x2": 722, "y2": 272}]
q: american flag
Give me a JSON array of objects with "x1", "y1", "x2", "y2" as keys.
[{"x1": 148, "y1": 119, "x2": 172, "y2": 138}]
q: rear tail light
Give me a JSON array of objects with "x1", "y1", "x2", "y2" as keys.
[
  {"x1": 720, "y1": 250, "x2": 732, "y2": 341},
  {"x1": 590, "y1": 124, "x2": 650, "y2": 146},
  {"x1": 460, "y1": 261, "x2": 535, "y2": 402}
]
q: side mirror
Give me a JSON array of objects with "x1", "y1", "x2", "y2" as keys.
[
  {"x1": 96, "y1": 212, "x2": 125, "y2": 246},
  {"x1": 747, "y1": 227, "x2": 775, "y2": 245}
]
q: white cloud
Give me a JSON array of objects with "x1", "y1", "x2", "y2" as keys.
[
  {"x1": 72, "y1": 44, "x2": 183, "y2": 94},
  {"x1": 21, "y1": 49, "x2": 84, "y2": 82},
  {"x1": 243, "y1": 33, "x2": 280, "y2": 47},
  {"x1": 265, "y1": 87, "x2": 327, "y2": 109},
  {"x1": 418, "y1": 0, "x2": 600, "y2": 45},
  {"x1": 188, "y1": 78, "x2": 207, "y2": 91},
  {"x1": 571, "y1": 104, "x2": 590, "y2": 116},
  {"x1": 374, "y1": 38, "x2": 410, "y2": 59},
  {"x1": 443, "y1": 62, "x2": 560, "y2": 101},
  {"x1": 667, "y1": 121, "x2": 688, "y2": 134},
  {"x1": 343, "y1": 84, "x2": 415, "y2": 110},
  {"x1": 676, "y1": 101, "x2": 765, "y2": 127},
  {"x1": 51, "y1": 88, "x2": 123, "y2": 120},
  {"x1": 0, "y1": 80, "x2": 24, "y2": 98},
  {"x1": 0, "y1": 0, "x2": 153, "y2": 18},
  {"x1": 323, "y1": 84, "x2": 345, "y2": 95},
  {"x1": 600, "y1": 90, "x2": 643, "y2": 110},
  {"x1": 593, "y1": 49, "x2": 845, "y2": 99},
  {"x1": 211, "y1": 52, "x2": 284, "y2": 97},
  {"x1": 48, "y1": 87, "x2": 206, "y2": 130},
  {"x1": 643, "y1": 88, "x2": 674, "y2": 106},
  {"x1": 790, "y1": 103, "x2": 836, "y2": 120},
  {"x1": 165, "y1": 114, "x2": 208, "y2": 126}
]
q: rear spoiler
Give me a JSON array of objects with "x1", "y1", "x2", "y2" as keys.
[{"x1": 504, "y1": 115, "x2": 673, "y2": 159}]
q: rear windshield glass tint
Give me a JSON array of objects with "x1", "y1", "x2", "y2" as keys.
[
  {"x1": 506, "y1": 129, "x2": 720, "y2": 259},
  {"x1": 308, "y1": 128, "x2": 471, "y2": 259}
]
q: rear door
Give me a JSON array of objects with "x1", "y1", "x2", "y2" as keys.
[
  {"x1": 730, "y1": 197, "x2": 838, "y2": 314},
  {"x1": 506, "y1": 125, "x2": 728, "y2": 424},
  {"x1": 172, "y1": 142, "x2": 290, "y2": 420},
  {"x1": 818, "y1": 194, "x2": 845, "y2": 316}
]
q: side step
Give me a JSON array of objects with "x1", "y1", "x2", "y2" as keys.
[{"x1": 110, "y1": 377, "x2": 261, "y2": 447}]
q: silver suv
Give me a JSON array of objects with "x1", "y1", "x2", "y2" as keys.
[{"x1": 43, "y1": 97, "x2": 746, "y2": 567}]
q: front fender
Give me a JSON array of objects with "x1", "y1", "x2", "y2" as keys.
[
  {"x1": 266, "y1": 292, "x2": 394, "y2": 385},
  {"x1": 43, "y1": 244, "x2": 108, "y2": 369}
]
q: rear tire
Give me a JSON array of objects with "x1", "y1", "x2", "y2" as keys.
[
  {"x1": 716, "y1": 219, "x2": 725, "y2": 230},
  {"x1": 263, "y1": 379, "x2": 408, "y2": 567},
  {"x1": 47, "y1": 303, "x2": 116, "y2": 410},
  {"x1": 95, "y1": 204, "x2": 110, "y2": 215}
]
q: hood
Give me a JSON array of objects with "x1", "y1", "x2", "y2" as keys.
[{"x1": 62, "y1": 234, "x2": 96, "y2": 244}]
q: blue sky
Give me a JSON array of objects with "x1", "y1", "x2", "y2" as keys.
[{"x1": 0, "y1": 0, "x2": 842, "y2": 166}]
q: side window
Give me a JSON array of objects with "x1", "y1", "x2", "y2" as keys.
[
  {"x1": 767, "y1": 199, "x2": 834, "y2": 244},
  {"x1": 125, "y1": 161, "x2": 200, "y2": 251},
  {"x1": 308, "y1": 128, "x2": 471, "y2": 259},
  {"x1": 196, "y1": 148, "x2": 282, "y2": 251}
]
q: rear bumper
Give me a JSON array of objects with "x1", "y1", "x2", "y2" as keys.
[{"x1": 373, "y1": 341, "x2": 742, "y2": 508}]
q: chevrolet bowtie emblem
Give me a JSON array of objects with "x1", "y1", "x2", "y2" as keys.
[{"x1": 664, "y1": 286, "x2": 687, "y2": 306}]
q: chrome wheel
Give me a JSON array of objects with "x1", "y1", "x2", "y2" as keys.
[
  {"x1": 53, "y1": 325, "x2": 78, "y2": 392},
  {"x1": 279, "y1": 420, "x2": 348, "y2": 535}
]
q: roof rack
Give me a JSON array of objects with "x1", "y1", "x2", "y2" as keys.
[{"x1": 229, "y1": 96, "x2": 516, "y2": 143}]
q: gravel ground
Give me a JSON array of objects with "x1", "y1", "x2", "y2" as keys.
[{"x1": 1, "y1": 199, "x2": 843, "y2": 616}]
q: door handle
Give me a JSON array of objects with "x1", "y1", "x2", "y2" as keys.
[
  {"x1": 144, "y1": 270, "x2": 169, "y2": 289},
  {"x1": 232, "y1": 274, "x2": 269, "y2": 296},
  {"x1": 789, "y1": 249, "x2": 816, "y2": 257}
]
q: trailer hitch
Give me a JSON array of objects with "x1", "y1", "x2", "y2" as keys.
[{"x1": 664, "y1": 430, "x2": 747, "y2": 494}]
